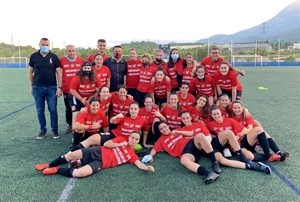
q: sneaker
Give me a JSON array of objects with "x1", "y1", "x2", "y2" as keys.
[
  {"x1": 69, "y1": 159, "x2": 81, "y2": 168},
  {"x1": 53, "y1": 131, "x2": 60, "y2": 139},
  {"x1": 212, "y1": 161, "x2": 221, "y2": 174},
  {"x1": 268, "y1": 154, "x2": 281, "y2": 162},
  {"x1": 35, "y1": 163, "x2": 49, "y2": 171},
  {"x1": 223, "y1": 148, "x2": 232, "y2": 158},
  {"x1": 37, "y1": 131, "x2": 47, "y2": 140},
  {"x1": 204, "y1": 172, "x2": 219, "y2": 184},
  {"x1": 65, "y1": 125, "x2": 72, "y2": 134},
  {"x1": 258, "y1": 162, "x2": 272, "y2": 174},
  {"x1": 247, "y1": 161, "x2": 272, "y2": 174},
  {"x1": 42, "y1": 167, "x2": 59, "y2": 175},
  {"x1": 278, "y1": 151, "x2": 289, "y2": 161}
]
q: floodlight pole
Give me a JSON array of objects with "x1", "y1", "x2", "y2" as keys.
[
  {"x1": 255, "y1": 40, "x2": 258, "y2": 66},
  {"x1": 207, "y1": 38, "x2": 210, "y2": 56},
  {"x1": 278, "y1": 39, "x2": 280, "y2": 66},
  {"x1": 230, "y1": 40, "x2": 233, "y2": 65},
  {"x1": 18, "y1": 41, "x2": 21, "y2": 68}
]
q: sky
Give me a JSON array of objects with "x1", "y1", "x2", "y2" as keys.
[{"x1": 0, "y1": 0, "x2": 297, "y2": 49}]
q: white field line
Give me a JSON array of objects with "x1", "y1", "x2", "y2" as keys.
[{"x1": 57, "y1": 178, "x2": 77, "y2": 202}]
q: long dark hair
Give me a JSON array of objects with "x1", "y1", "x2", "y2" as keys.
[
  {"x1": 76, "y1": 62, "x2": 96, "y2": 84},
  {"x1": 167, "y1": 48, "x2": 180, "y2": 68},
  {"x1": 169, "y1": 91, "x2": 182, "y2": 115},
  {"x1": 195, "y1": 95, "x2": 210, "y2": 119},
  {"x1": 126, "y1": 102, "x2": 139, "y2": 117}
]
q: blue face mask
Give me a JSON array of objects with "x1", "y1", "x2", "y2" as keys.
[
  {"x1": 40, "y1": 46, "x2": 50, "y2": 54},
  {"x1": 171, "y1": 54, "x2": 179, "y2": 60}
]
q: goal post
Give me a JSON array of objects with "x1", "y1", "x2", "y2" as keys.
[
  {"x1": 0, "y1": 57, "x2": 28, "y2": 68},
  {"x1": 232, "y1": 55, "x2": 263, "y2": 67}
]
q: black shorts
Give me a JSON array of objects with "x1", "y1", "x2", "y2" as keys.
[
  {"x1": 69, "y1": 95, "x2": 85, "y2": 112},
  {"x1": 155, "y1": 97, "x2": 167, "y2": 105},
  {"x1": 182, "y1": 139, "x2": 202, "y2": 162},
  {"x1": 240, "y1": 135, "x2": 256, "y2": 152},
  {"x1": 73, "y1": 131, "x2": 94, "y2": 147},
  {"x1": 211, "y1": 136, "x2": 226, "y2": 153},
  {"x1": 99, "y1": 132, "x2": 114, "y2": 145},
  {"x1": 81, "y1": 146, "x2": 103, "y2": 174}
]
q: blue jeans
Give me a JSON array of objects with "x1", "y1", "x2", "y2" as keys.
[{"x1": 32, "y1": 86, "x2": 58, "y2": 132}]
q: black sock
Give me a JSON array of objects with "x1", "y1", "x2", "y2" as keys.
[
  {"x1": 49, "y1": 155, "x2": 68, "y2": 167},
  {"x1": 197, "y1": 166, "x2": 210, "y2": 176},
  {"x1": 235, "y1": 149, "x2": 249, "y2": 163},
  {"x1": 267, "y1": 138, "x2": 280, "y2": 154},
  {"x1": 70, "y1": 143, "x2": 84, "y2": 152},
  {"x1": 253, "y1": 153, "x2": 266, "y2": 161},
  {"x1": 57, "y1": 168, "x2": 74, "y2": 177},
  {"x1": 207, "y1": 151, "x2": 217, "y2": 163},
  {"x1": 257, "y1": 132, "x2": 271, "y2": 158}
]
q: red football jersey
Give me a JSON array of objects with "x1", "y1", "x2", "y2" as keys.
[
  {"x1": 101, "y1": 137, "x2": 139, "y2": 169},
  {"x1": 109, "y1": 96, "x2": 135, "y2": 118},
  {"x1": 207, "y1": 118, "x2": 244, "y2": 137},
  {"x1": 137, "y1": 66, "x2": 157, "y2": 93},
  {"x1": 187, "y1": 105, "x2": 211, "y2": 125},
  {"x1": 126, "y1": 59, "x2": 143, "y2": 88},
  {"x1": 200, "y1": 56, "x2": 226, "y2": 77},
  {"x1": 161, "y1": 105, "x2": 187, "y2": 129},
  {"x1": 181, "y1": 66, "x2": 194, "y2": 84},
  {"x1": 60, "y1": 57, "x2": 84, "y2": 93},
  {"x1": 180, "y1": 122, "x2": 211, "y2": 137},
  {"x1": 75, "y1": 108, "x2": 109, "y2": 134},
  {"x1": 138, "y1": 106, "x2": 159, "y2": 127},
  {"x1": 231, "y1": 115, "x2": 254, "y2": 128},
  {"x1": 149, "y1": 77, "x2": 171, "y2": 99},
  {"x1": 189, "y1": 75, "x2": 215, "y2": 97},
  {"x1": 177, "y1": 92, "x2": 195, "y2": 108},
  {"x1": 70, "y1": 75, "x2": 102, "y2": 98},
  {"x1": 214, "y1": 70, "x2": 242, "y2": 91},
  {"x1": 87, "y1": 53, "x2": 109, "y2": 63},
  {"x1": 112, "y1": 116, "x2": 149, "y2": 139},
  {"x1": 153, "y1": 133, "x2": 190, "y2": 158},
  {"x1": 163, "y1": 58, "x2": 184, "y2": 88},
  {"x1": 93, "y1": 65, "x2": 111, "y2": 86}
]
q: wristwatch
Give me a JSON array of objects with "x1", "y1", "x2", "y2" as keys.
[{"x1": 58, "y1": 86, "x2": 62, "y2": 89}]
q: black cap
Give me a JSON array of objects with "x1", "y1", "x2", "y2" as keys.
[{"x1": 81, "y1": 61, "x2": 91, "y2": 67}]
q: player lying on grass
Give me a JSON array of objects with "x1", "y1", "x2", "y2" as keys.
[
  {"x1": 35, "y1": 132, "x2": 154, "y2": 177},
  {"x1": 142, "y1": 121, "x2": 220, "y2": 185}
]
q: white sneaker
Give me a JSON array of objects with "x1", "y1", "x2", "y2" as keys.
[{"x1": 223, "y1": 148, "x2": 232, "y2": 158}]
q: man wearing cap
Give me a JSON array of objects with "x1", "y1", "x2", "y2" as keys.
[{"x1": 28, "y1": 37, "x2": 62, "y2": 140}]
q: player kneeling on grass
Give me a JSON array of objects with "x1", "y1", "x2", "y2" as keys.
[
  {"x1": 35, "y1": 132, "x2": 155, "y2": 177},
  {"x1": 142, "y1": 121, "x2": 220, "y2": 185}
]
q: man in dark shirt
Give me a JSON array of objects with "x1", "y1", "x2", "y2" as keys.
[
  {"x1": 28, "y1": 37, "x2": 62, "y2": 139},
  {"x1": 103, "y1": 45, "x2": 127, "y2": 92}
]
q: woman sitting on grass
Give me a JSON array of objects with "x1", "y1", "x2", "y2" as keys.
[
  {"x1": 35, "y1": 132, "x2": 155, "y2": 178},
  {"x1": 206, "y1": 105, "x2": 272, "y2": 174},
  {"x1": 231, "y1": 100, "x2": 289, "y2": 162}
]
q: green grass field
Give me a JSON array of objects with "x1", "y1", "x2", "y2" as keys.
[{"x1": 0, "y1": 67, "x2": 299, "y2": 202}]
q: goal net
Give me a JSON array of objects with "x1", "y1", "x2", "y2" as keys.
[
  {"x1": 0, "y1": 57, "x2": 28, "y2": 68},
  {"x1": 232, "y1": 55, "x2": 263, "y2": 66}
]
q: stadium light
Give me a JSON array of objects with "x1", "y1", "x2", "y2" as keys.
[{"x1": 278, "y1": 39, "x2": 280, "y2": 66}]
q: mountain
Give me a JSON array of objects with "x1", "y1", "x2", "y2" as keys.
[{"x1": 196, "y1": 0, "x2": 300, "y2": 44}]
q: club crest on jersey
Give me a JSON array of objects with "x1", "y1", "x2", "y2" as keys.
[
  {"x1": 71, "y1": 64, "x2": 74, "y2": 68},
  {"x1": 130, "y1": 124, "x2": 134, "y2": 128},
  {"x1": 172, "y1": 116, "x2": 176, "y2": 119}
]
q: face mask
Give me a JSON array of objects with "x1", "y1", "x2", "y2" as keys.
[
  {"x1": 40, "y1": 46, "x2": 50, "y2": 54},
  {"x1": 155, "y1": 58, "x2": 162, "y2": 63},
  {"x1": 171, "y1": 54, "x2": 179, "y2": 60},
  {"x1": 198, "y1": 75, "x2": 205, "y2": 79},
  {"x1": 142, "y1": 61, "x2": 149, "y2": 66},
  {"x1": 83, "y1": 70, "x2": 91, "y2": 76},
  {"x1": 114, "y1": 53, "x2": 122, "y2": 59}
]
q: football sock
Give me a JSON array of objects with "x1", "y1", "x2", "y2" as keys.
[
  {"x1": 57, "y1": 168, "x2": 74, "y2": 177},
  {"x1": 257, "y1": 132, "x2": 271, "y2": 158},
  {"x1": 253, "y1": 153, "x2": 265, "y2": 161},
  {"x1": 49, "y1": 155, "x2": 68, "y2": 167},
  {"x1": 70, "y1": 143, "x2": 84, "y2": 152},
  {"x1": 207, "y1": 151, "x2": 217, "y2": 163},
  {"x1": 235, "y1": 149, "x2": 249, "y2": 163},
  {"x1": 267, "y1": 138, "x2": 280, "y2": 154},
  {"x1": 197, "y1": 166, "x2": 210, "y2": 176}
]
